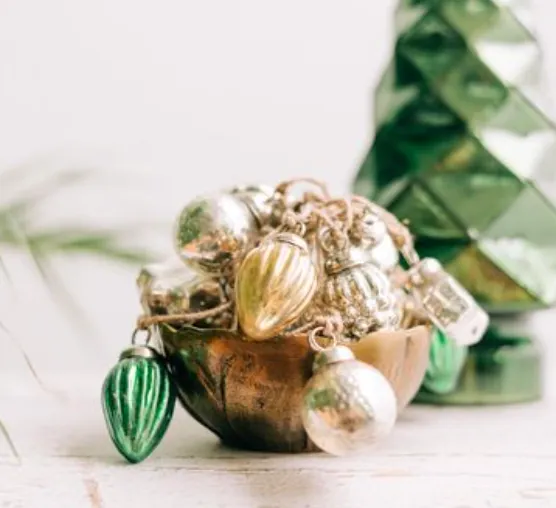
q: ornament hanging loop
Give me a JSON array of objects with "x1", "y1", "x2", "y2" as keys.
[
  {"x1": 317, "y1": 222, "x2": 349, "y2": 255},
  {"x1": 308, "y1": 326, "x2": 339, "y2": 352},
  {"x1": 280, "y1": 209, "x2": 307, "y2": 237},
  {"x1": 131, "y1": 327, "x2": 153, "y2": 346}
]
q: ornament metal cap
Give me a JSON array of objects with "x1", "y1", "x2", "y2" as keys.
[
  {"x1": 119, "y1": 345, "x2": 159, "y2": 361},
  {"x1": 271, "y1": 231, "x2": 310, "y2": 251},
  {"x1": 312, "y1": 346, "x2": 355, "y2": 372}
]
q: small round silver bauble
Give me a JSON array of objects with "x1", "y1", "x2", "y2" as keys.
[
  {"x1": 174, "y1": 193, "x2": 258, "y2": 274},
  {"x1": 137, "y1": 258, "x2": 223, "y2": 317},
  {"x1": 360, "y1": 234, "x2": 399, "y2": 273},
  {"x1": 301, "y1": 346, "x2": 397, "y2": 455},
  {"x1": 352, "y1": 211, "x2": 387, "y2": 247},
  {"x1": 230, "y1": 185, "x2": 274, "y2": 226},
  {"x1": 347, "y1": 234, "x2": 399, "y2": 274},
  {"x1": 322, "y1": 249, "x2": 401, "y2": 337},
  {"x1": 350, "y1": 213, "x2": 399, "y2": 273}
]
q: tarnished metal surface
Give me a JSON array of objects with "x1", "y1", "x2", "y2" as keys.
[{"x1": 160, "y1": 325, "x2": 431, "y2": 452}]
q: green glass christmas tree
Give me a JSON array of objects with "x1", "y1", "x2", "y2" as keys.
[
  {"x1": 354, "y1": 0, "x2": 551, "y2": 403},
  {"x1": 355, "y1": 0, "x2": 556, "y2": 313}
]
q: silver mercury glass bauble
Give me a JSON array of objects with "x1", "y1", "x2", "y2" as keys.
[
  {"x1": 174, "y1": 186, "x2": 273, "y2": 274},
  {"x1": 230, "y1": 185, "x2": 274, "y2": 226},
  {"x1": 356, "y1": 235, "x2": 399, "y2": 274},
  {"x1": 301, "y1": 346, "x2": 397, "y2": 455},
  {"x1": 137, "y1": 258, "x2": 224, "y2": 319},
  {"x1": 349, "y1": 212, "x2": 399, "y2": 273},
  {"x1": 322, "y1": 249, "x2": 401, "y2": 338}
]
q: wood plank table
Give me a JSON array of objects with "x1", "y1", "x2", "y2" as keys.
[{"x1": 1, "y1": 259, "x2": 555, "y2": 507}]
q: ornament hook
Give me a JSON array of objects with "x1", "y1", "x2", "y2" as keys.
[
  {"x1": 308, "y1": 326, "x2": 339, "y2": 352},
  {"x1": 131, "y1": 328, "x2": 153, "y2": 346}
]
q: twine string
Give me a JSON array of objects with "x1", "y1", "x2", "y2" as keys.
[
  {"x1": 275, "y1": 178, "x2": 331, "y2": 201},
  {"x1": 132, "y1": 178, "x2": 418, "y2": 341},
  {"x1": 136, "y1": 302, "x2": 233, "y2": 329}
]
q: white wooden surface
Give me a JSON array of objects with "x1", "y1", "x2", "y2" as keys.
[{"x1": 1, "y1": 256, "x2": 556, "y2": 508}]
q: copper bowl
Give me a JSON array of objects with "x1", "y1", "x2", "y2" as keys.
[{"x1": 160, "y1": 325, "x2": 431, "y2": 453}]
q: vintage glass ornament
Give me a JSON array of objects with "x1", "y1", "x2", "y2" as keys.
[
  {"x1": 235, "y1": 232, "x2": 318, "y2": 340},
  {"x1": 417, "y1": 315, "x2": 542, "y2": 405},
  {"x1": 421, "y1": 328, "x2": 468, "y2": 395},
  {"x1": 350, "y1": 210, "x2": 388, "y2": 246},
  {"x1": 359, "y1": 234, "x2": 399, "y2": 274},
  {"x1": 137, "y1": 258, "x2": 223, "y2": 317},
  {"x1": 301, "y1": 346, "x2": 397, "y2": 455},
  {"x1": 406, "y1": 258, "x2": 489, "y2": 346},
  {"x1": 230, "y1": 185, "x2": 274, "y2": 226},
  {"x1": 101, "y1": 345, "x2": 176, "y2": 463},
  {"x1": 174, "y1": 186, "x2": 272, "y2": 274},
  {"x1": 349, "y1": 212, "x2": 399, "y2": 273},
  {"x1": 322, "y1": 249, "x2": 401, "y2": 337}
]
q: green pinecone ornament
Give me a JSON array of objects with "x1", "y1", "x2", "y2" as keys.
[
  {"x1": 354, "y1": 0, "x2": 556, "y2": 313},
  {"x1": 416, "y1": 319, "x2": 543, "y2": 404},
  {"x1": 102, "y1": 345, "x2": 176, "y2": 463},
  {"x1": 421, "y1": 328, "x2": 468, "y2": 395}
]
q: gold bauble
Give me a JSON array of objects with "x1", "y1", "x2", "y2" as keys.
[{"x1": 235, "y1": 232, "x2": 318, "y2": 340}]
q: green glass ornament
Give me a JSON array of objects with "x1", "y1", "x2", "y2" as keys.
[
  {"x1": 421, "y1": 328, "x2": 468, "y2": 395},
  {"x1": 415, "y1": 319, "x2": 542, "y2": 405},
  {"x1": 102, "y1": 345, "x2": 176, "y2": 463},
  {"x1": 354, "y1": 0, "x2": 556, "y2": 312}
]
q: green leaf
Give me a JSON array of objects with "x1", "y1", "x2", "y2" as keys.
[
  {"x1": 0, "y1": 164, "x2": 157, "y2": 322},
  {"x1": 24, "y1": 228, "x2": 152, "y2": 264}
]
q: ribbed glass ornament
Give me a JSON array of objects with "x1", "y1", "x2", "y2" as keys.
[{"x1": 102, "y1": 347, "x2": 176, "y2": 463}]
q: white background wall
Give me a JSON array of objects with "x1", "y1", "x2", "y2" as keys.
[{"x1": 1, "y1": 0, "x2": 555, "y2": 391}]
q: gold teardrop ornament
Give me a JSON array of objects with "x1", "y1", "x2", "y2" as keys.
[{"x1": 236, "y1": 232, "x2": 318, "y2": 340}]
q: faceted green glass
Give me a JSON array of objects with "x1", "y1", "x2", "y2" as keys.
[
  {"x1": 416, "y1": 319, "x2": 542, "y2": 404},
  {"x1": 476, "y1": 91, "x2": 556, "y2": 181},
  {"x1": 399, "y1": 11, "x2": 466, "y2": 80},
  {"x1": 355, "y1": 0, "x2": 556, "y2": 311},
  {"x1": 438, "y1": 52, "x2": 508, "y2": 123},
  {"x1": 102, "y1": 348, "x2": 176, "y2": 463},
  {"x1": 444, "y1": 245, "x2": 537, "y2": 310},
  {"x1": 438, "y1": 0, "x2": 499, "y2": 37},
  {"x1": 388, "y1": 181, "x2": 467, "y2": 239},
  {"x1": 479, "y1": 185, "x2": 556, "y2": 307},
  {"x1": 416, "y1": 237, "x2": 468, "y2": 266},
  {"x1": 423, "y1": 171, "x2": 523, "y2": 232}
]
